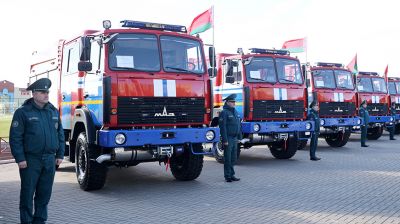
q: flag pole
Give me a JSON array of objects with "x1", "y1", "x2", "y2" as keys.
[{"x1": 212, "y1": 5, "x2": 215, "y2": 77}]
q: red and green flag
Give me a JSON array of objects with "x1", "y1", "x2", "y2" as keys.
[
  {"x1": 188, "y1": 7, "x2": 213, "y2": 35},
  {"x1": 347, "y1": 54, "x2": 358, "y2": 75},
  {"x1": 282, "y1": 37, "x2": 307, "y2": 53}
]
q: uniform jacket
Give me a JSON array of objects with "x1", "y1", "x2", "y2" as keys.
[
  {"x1": 219, "y1": 103, "x2": 242, "y2": 142},
  {"x1": 390, "y1": 106, "x2": 397, "y2": 117},
  {"x1": 359, "y1": 107, "x2": 369, "y2": 126},
  {"x1": 10, "y1": 98, "x2": 65, "y2": 163},
  {"x1": 307, "y1": 108, "x2": 320, "y2": 133}
]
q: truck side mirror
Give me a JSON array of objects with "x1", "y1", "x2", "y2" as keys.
[
  {"x1": 209, "y1": 46, "x2": 216, "y2": 68},
  {"x1": 80, "y1": 37, "x2": 92, "y2": 61},
  {"x1": 78, "y1": 61, "x2": 93, "y2": 72},
  {"x1": 208, "y1": 68, "x2": 217, "y2": 77}
]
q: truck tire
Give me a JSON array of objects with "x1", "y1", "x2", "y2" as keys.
[
  {"x1": 297, "y1": 140, "x2": 308, "y2": 150},
  {"x1": 395, "y1": 124, "x2": 400, "y2": 135},
  {"x1": 325, "y1": 130, "x2": 351, "y2": 147},
  {"x1": 214, "y1": 142, "x2": 241, "y2": 164},
  {"x1": 170, "y1": 144, "x2": 204, "y2": 181},
  {"x1": 367, "y1": 127, "x2": 383, "y2": 140},
  {"x1": 269, "y1": 137, "x2": 298, "y2": 159},
  {"x1": 75, "y1": 132, "x2": 107, "y2": 191}
]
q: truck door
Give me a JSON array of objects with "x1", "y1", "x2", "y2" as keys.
[
  {"x1": 82, "y1": 39, "x2": 104, "y2": 126},
  {"x1": 60, "y1": 41, "x2": 80, "y2": 130},
  {"x1": 223, "y1": 59, "x2": 244, "y2": 117}
]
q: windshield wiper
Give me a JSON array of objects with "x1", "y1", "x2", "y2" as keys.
[
  {"x1": 111, "y1": 66, "x2": 155, "y2": 75},
  {"x1": 279, "y1": 78, "x2": 295, "y2": 83},
  {"x1": 165, "y1": 66, "x2": 198, "y2": 74},
  {"x1": 249, "y1": 76, "x2": 276, "y2": 84}
]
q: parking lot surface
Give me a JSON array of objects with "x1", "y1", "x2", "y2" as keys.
[{"x1": 1, "y1": 133, "x2": 400, "y2": 224}]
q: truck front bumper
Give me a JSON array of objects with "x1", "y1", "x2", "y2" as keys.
[
  {"x1": 241, "y1": 121, "x2": 315, "y2": 134},
  {"x1": 320, "y1": 117, "x2": 363, "y2": 127},
  {"x1": 369, "y1": 116, "x2": 393, "y2": 124},
  {"x1": 98, "y1": 127, "x2": 220, "y2": 151}
]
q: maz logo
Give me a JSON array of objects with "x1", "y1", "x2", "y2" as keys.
[
  {"x1": 334, "y1": 107, "x2": 343, "y2": 112},
  {"x1": 155, "y1": 107, "x2": 175, "y2": 117},
  {"x1": 371, "y1": 107, "x2": 380, "y2": 112},
  {"x1": 274, "y1": 106, "x2": 287, "y2": 114}
]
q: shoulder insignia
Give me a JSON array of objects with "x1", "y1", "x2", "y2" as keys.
[{"x1": 12, "y1": 121, "x2": 19, "y2": 128}]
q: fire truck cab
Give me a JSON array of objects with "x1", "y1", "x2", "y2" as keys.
[
  {"x1": 212, "y1": 48, "x2": 313, "y2": 162},
  {"x1": 388, "y1": 77, "x2": 400, "y2": 134},
  {"x1": 356, "y1": 72, "x2": 394, "y2": 140},
  {"x1": 29, "y1": 20, "x2": 220, "y2": 191},
  {"x1": 306, "y1": 62, "x2": 362, "y2": 147}
]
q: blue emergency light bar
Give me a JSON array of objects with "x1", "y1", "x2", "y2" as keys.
[
  {"x1": 120, "y1": 20, "x2": 187, "y2": 33},
  {"x1": 358, "y1": 71, "x2": 379, "y2": 76},
  {"x1": 249, "y1": 48, "x2": 290, "y2": 55},
  {"x1": 317, "y1": 62, "x2": 343, "y2": 68}
]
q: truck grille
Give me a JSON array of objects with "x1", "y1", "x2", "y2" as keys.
[
  {"x1": 118, "y1": 97, "x2": 205, "y2": 125},
  {"x1": 253, "y1": 100, "x2": 304, "y2": 119},
  {"x1": 367, "y1": 103, "x2": 388, "y2": 116},
  {"x1": 319, "y1": 102, "x2": 356, "y2": 117}
]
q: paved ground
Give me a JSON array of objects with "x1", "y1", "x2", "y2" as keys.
[{"x1": 1, "y1": 132, "x2": 400, "y2": 224}]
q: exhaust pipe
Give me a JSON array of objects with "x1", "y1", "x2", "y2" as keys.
[
  {"x1": 96, "y1": 154, "x2": 111, "y2": 163},
  {"x1": 96, "y1": 148, "x2": 154, "y2": 163}
]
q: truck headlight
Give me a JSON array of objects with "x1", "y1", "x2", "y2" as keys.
[
  {"x1": 390, "y1": 117, "x2": 394, "y2": 122},
  {"x1": 320, "y1": 119, "x2": 325, "y2": 126},
  {"x1": 357, "y1": 119, "x2": 362, "y2": 125},
  {"x1": 306, "y1": 122, "x2": 312, "y2": 130},
  {"x1": 253, "y1": 123, "x2": 261, "y2": 132},
  {"x1": 115, "y1": 133, "x2": 126, "y2": 145},
  {"x1": 205, "y1": 130, "x2": 215, "y2": 141}
]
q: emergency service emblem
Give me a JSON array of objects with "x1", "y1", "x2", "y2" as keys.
[{"x1": 12, "y1": 121, "x2": 19, "y2": 128}]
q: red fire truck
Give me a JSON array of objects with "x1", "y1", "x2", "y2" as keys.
[
  {"x1": 29, "y1": 20, "x2": 220, "y2": 191},
  {"x1": 305, "y1": 62, "x2": 362, "y2": 147},
  {"x1": 212, "y1": 48, "x2": 313, "y2": 162},
  {"x1": 388, "y1": 77, "x2": 400, "y2": 134},
  {"x1": 356, "y1": 72, "x2": 393, "y2": 139}
]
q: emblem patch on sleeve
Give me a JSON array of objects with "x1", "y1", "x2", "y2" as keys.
[
  {"x1": 55, "y1": 122, "x2": 58, "y2": 129},
  {"x1": 12, "y1": 121, "x2": 19, "y2": 128}
]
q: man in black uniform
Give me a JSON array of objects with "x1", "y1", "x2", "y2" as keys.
[
  {"x1": 218, "y1": 94, "x2": 242, "y2": 182},
  {"x1": 359, "y1": 100, "x2": 369, "y2": 147},
  {"x1": 388, "y1": 102, "x2": 397, "y2": 140},
  {"x1": 307, "y1": 101, "x2": 321, "y2": 161},
  {"x1": 10, "y1": 78, "x2": 65, "y2": 224}
]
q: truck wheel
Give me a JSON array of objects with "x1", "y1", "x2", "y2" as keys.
[
  {"x1": 297, "y1": 140, "x2": 308, "y2": 150},
  {"x1": 269, "y1": 137, "x2": 298, "y2": 159},
  {"x1": 214, "y1": 141, "x2": 224, "y2": 163},
  {"x1": 170, "y1": 144, "x2": 204, "y2": 181},
  {"x1": 75, "y1": 132, "x2": 107, "y2": 191},
  {"x1": 214, "y1": 142, "x2": 241, "y2": 164},
  {"x1": 325, "y1": 130, "x2": 351, "y2": 147},
  {"x1": 395, "y1": 124, "x2": 400, "y2": 135},
  {"x1": 367, "y1": 127, "x2": 383, "y2": 140}
]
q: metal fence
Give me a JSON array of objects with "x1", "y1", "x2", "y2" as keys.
[{"x1": 0, "y1": 98, "x2": 28, "y2": 115}]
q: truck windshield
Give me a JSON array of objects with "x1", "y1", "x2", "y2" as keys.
[
  {"x1": 276, "y1": 58, "x2": 303, "y2": 84},
  {"x1": 335, "y1": 70, "x2": 354, "y2": 89},
  {"x1": 160, "y1": 36, "x2": 205, "y2": 74},
  {"x1": 108, "y1": 34, "x2": 160, "y2": 72},
  {"x1": 312, "y1": 70, "x2": 335, "y2": 88},
  {"x1": 245, "y1": 57, "x2": 277, "y2": 83},
  {"x1": 357, "y1": 78, "x2": 373, "y2": 92},
  {"x1": 388, "y1": 82, "x2": 397, "y2": 94},
  {"x1": 371, "y1": 77, "x2": 387, "y2": 93},
  {"x1": 396, "y1": 82, "x2": 400, "y2": 94}
]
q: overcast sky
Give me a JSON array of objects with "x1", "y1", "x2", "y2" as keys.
[{"x1": 1, "y1": 0, "x2": 399, "y2": 87}]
